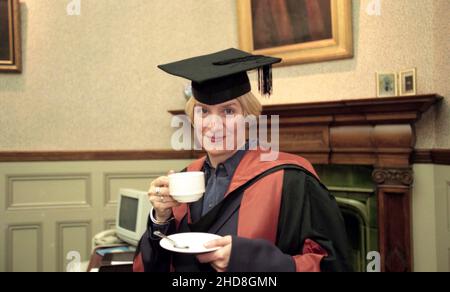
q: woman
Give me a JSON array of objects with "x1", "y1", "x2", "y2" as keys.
[{"x1": 133, "y1": 48, "x2": 351, "y2": 272}]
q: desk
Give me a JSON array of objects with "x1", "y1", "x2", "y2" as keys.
[{"x1": 87, "y1": 245, "x2": 135, "y2": 272}]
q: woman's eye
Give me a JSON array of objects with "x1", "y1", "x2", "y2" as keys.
[
  {"x1": 201, "y1": 108, "x2": 208, "y2": 114},
  {"x1": 224, "y1": 108, "x2": 234, "y2": 115}
]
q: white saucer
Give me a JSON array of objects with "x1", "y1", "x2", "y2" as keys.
[{"x1": 159, "y1": 232, "x2": 222, "y2": 254}]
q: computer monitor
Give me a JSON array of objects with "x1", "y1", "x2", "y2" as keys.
[{"x1": 116, "y1": 188, "x2": 151, "y2": 246}]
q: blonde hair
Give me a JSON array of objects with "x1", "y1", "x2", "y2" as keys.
[{"x1": 184, "y1": 92, "x2": 262, "y2": 122}]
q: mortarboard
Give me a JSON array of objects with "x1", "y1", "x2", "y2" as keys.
[{"x1": 157, "y1": 48, "x2": 282, "y2": 105}]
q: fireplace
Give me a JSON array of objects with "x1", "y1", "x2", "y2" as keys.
[
  {"x1": 261, "y1": 94, "x2": 441, "y2": 272},
  {"x1": 316, "y1": 165, "x2": 378, "y2": 272}
]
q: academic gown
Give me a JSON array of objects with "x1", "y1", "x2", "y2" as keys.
[{"x1": 134, "y1": 150, "x2": 352, "y2": 272}]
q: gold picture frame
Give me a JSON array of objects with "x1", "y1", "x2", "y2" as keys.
[
  {"x1": 399, "y1": 68, "x2": 417, "y2": 96},
  {"x1": 237, "y1": 0, "x2": 353, "y2": 66},
  {"x1": 0, "y1": 0, "x2": 21, "y2": 72},
  {"x1": 376, "y1": 72, "x2": 398, "y2": 98}
]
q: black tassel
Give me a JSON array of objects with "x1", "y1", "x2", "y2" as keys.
[
  {"x1": 258, "y1": 65, "x2": 273, "y2": 97},
  {"x1": 213, "y1": 55, "x2": 274, "y2": 98}
]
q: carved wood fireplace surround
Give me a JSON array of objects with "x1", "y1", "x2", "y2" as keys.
[{"x1": 256, "y1": 94, "x2": 442, "y2": 272}]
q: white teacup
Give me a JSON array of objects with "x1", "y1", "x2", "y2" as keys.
[{"x1": 168, "y1": 171, "x2": 205, "y2": 203}]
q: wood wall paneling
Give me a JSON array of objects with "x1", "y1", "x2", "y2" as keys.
[
  {"x1": 56, "y1": 221, "x2": 91, "y2": 272},
  {"x1": 7, "y1": 224, "x2": 43, "y2": 272}
]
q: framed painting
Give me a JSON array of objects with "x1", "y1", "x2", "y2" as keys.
[
  {"x1": 399, "y1": 68, "x2": 417, "y2": 96},
  {"x1": 237, "y1": 0, "x2": 353, "y2": 66},
  {"x1": 376, "y1": 72, "x2": 398, "y2": 97},
  {"x1": 0, "y1": 0, "x2": 21, "y2": 72}
]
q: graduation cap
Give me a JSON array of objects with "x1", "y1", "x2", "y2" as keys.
[{"x1": 158, "y1": 48, "x2": 282, "y2": 105}]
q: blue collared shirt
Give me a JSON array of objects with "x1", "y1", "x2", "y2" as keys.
[{"x1": 200, "y1": 145, "x2": 248, "y2": 217}]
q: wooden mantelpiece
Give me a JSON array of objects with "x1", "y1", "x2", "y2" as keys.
[
  {"x1": 264, "y1": 94, "x2": 440, "y2": 167},
  {"x1": 263, "y1": 94, "x2": 441, "y2": 272},
  {"x1": 263, "y1": 94, "x2": 440, "y2": 272},
  {"x1": 261, "y1": 93, "x2": 440, "y2": 125}
]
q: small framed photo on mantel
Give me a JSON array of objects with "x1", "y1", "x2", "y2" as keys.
[
  {"x1": 399, "y1": 68, "x2": 417, "y2": 96},
  {"x1": 376, "y1": 72, "x2": 398, "y2": 97}
]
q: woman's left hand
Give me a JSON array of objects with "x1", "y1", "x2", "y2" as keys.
[{"x1": 196, "y1": 235, "x2": 232, "y2": 272}]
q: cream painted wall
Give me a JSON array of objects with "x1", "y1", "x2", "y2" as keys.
[
  {"x1": 434, "y1": 165, "x2": 450, "y2": 271},
  {"x1": 413, "y1": 164, "x2": 450, "y2": 272},
  {"x1": 0, "y1": 0, "x2": 448, "y2": 151},
  {"x1": 432, "y1": 0, "x2": 450, "y2": 148},
  {"x1": 412, "y1": 164, "x2": 438, "y2": 271},
  {"x1": 0, "y1": 0, "x2": 238, "y2": 150}
]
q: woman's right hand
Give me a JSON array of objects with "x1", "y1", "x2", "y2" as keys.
[{"x1": 148, "y1": 170, "x2": 180, "y2": 222}]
